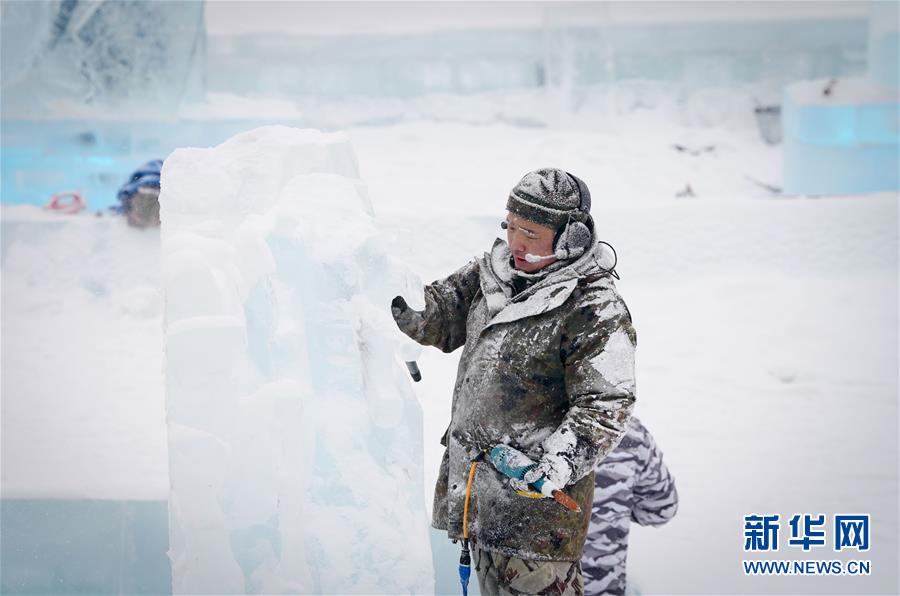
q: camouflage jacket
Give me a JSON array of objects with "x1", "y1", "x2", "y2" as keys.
[
  {"x1": 582, "y1": 416, "x2": 678, "y2": 595},
  {"x1": 396, "y1": 238, "x2": 636, "y2": 561}
]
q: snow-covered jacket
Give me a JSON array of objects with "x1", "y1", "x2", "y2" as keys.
[
  {"x1": 395, "y1": 238, "x2": 636, "y2": 561},
  {"x1": 582, "y1": 416, "x2": 679, "y2": 595}
]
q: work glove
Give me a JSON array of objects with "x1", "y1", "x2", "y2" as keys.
[
  {"x1": 508, "y1": 475, "x2": 534, "y2": 494},
  {"x1": 509, "y1": 454, "x2": 573, "y2": 497},
  {"x1": 391, "y1": 295, "x2": 427, "y2": 338}
]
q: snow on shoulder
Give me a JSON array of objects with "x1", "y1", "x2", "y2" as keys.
[{"x1": 161, "y1": 126, "x2": 433, "y2": 594}]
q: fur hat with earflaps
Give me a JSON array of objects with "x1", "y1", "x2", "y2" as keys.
[{"x1": 506, "y1": 167, "x2": 594, "y2": 260}]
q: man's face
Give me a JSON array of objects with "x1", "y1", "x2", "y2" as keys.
[{"x1": 505, "y1": 212, "x2": 557, "y2": 273}]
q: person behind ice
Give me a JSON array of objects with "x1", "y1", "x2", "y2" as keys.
[
  {"x1": 115, "y1": 159, "x2": 163, "y2": 228},
  {"x1": 582, "y1": 416, "x2": 678, "y2": 596},
  {"x1": 391, "y1": 168, "x2": 636, "y2": 596}
]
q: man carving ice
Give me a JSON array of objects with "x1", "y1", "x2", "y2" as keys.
[{"x1": 391, "y1": 168, "x2": 636, "y2": 596}]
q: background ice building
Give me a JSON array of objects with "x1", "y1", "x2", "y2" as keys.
[{"x1": 2, "y1": 2, "x2": 898, "y2": 595}]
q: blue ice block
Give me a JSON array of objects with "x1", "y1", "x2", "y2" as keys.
[
  {"x1": 0, "y1": 0, "x2": 206, "y2": 117},
  {"x1": 783, "y1": 79, "x2": 899, "y2": 196},
  {"x1": 1, "y1": 118, "x2": 310, "y2": 210},
  {"x1": 0, "y1": 499, "x2": 171, "y2": 595}
]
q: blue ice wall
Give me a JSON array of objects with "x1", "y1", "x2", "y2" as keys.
[
  {"x1": 2, "y1": 16, "x2": 869, "y2": 208},
  {"x1": 0, "y1": 0, "x2": 206, "y2": 117},
  {"x1": 868, "y1": 1, "x2": 900, "y2": 88},
  {"x1": 0, "y1": 499, "x2": 171, "y2": 595},
  {"x1": 782, "y1": 84, "x2": 899, "y2": 195},
  {"x1": 1, "y1": 118, "x2": 309, "y2": 210},
  {"x1": 207, "y1": 19, "x2": 867, "y2": 99},
  {"x1": 1, "y1": 0, "x2": 210, "y2": 209},
  {"x1": 782, "y1": 3, "x2": 899, "y2": 196}
]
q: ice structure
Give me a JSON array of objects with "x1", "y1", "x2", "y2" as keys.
[
  {"x1": 868, "y1": 1, "x2": 899, "y2": 89},
  {"x1": 0, "y1": 0, "x2": 205, "y2": 116},
  {"x1": 782, "y1": 3, "x2": 899, "y2": 196},
  {"x1": 782, "y1": 77, "x2": 899, "y2": 196},
  {"x1": 160, "y1": 126, "x2": 433, "y2": 594}
]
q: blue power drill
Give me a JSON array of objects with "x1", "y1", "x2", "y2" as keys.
[{"x1": 488, "y1": 445, "x2": 581, "y2": 513}]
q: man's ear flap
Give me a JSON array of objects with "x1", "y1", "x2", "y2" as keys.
[{"x1": 553, "y1": 221, "x2": 592, "y2": 260}]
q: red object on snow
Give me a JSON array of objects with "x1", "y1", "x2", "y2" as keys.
[{"x1": 45, "y1": 191, "x2": 87, "y2": 214}]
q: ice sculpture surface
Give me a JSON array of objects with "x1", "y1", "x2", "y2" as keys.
[
  {"x1": 868, "y1": 1, "x2": 899, "y2": 89},
  {"x1": 781, "y1": 2, "x2": 899, "y2": 196},
  {"x1": 0, "y1": 0, "x2": 205, "y2": 116},
  {"x1": 782, "y1": 77, "x2": 899, "y2": 196},
  {"x1": 160, "y1": 126, "x2": 433, "y2": 594}
]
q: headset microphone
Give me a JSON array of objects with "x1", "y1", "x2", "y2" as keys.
[
  {"x1": 524, "y1": 245, "x2": 587, "y2": 263},
  {"x1": 524, "y1": 252, "x2": 554, "y2": 263}
]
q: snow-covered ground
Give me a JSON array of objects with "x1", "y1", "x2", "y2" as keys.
[{"x1": 2, "y1": 117, "x2": 897, "y2": 593}]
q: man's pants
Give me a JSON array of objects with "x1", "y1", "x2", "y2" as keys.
[{"x1": 473, "y1": 546, "x2": 584, "y2": 596}]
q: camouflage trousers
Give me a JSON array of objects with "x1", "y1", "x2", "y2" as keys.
[{"x1": 474, "y1": 546, "x2": 584, "y2": 596}]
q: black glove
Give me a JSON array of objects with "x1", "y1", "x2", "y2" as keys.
[
  {"x1": 391, "y1": 295, "x2": 426, "y2": 338},
  {"x1": 391, "y1": 295, "x2": 408, "y2": 318}
]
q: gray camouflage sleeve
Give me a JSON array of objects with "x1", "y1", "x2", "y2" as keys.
[
  {"x1": 540, "y1": 292, "x2": 637, "y2": 487},
  {"x1": 631, "y1": 422, "x2": 678, "y2": 526},
  {"x1": 392, "y1": 259, "x2": 481, "y2": 353}
]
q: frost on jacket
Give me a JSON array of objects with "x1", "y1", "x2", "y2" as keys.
[{"x1": 396, "y1": 239, "x2": 636, "y2": 561}]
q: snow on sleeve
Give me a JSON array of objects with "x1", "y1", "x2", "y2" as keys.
[
  {"x1": 547, "y1": 291, "x2": 637, "y2": 484},
  {"x1": 588, "y1": 328, "x2": 637, "y2": 395}
]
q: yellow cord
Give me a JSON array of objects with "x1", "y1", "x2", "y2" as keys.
[
  {"x1": 514, "y1": 489, "x2": 545, "y2": 499},
  {"x1": 463, "y1": 461, "x2": 478, "y2": 539}
]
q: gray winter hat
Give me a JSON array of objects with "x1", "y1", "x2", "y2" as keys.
[{"x1": 506, "y1": 167, "x2": 591, "y2": 230}]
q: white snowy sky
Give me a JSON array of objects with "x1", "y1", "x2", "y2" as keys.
[{"x1": 204, "y1": 0, "x2": 868, "y2": 36}]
